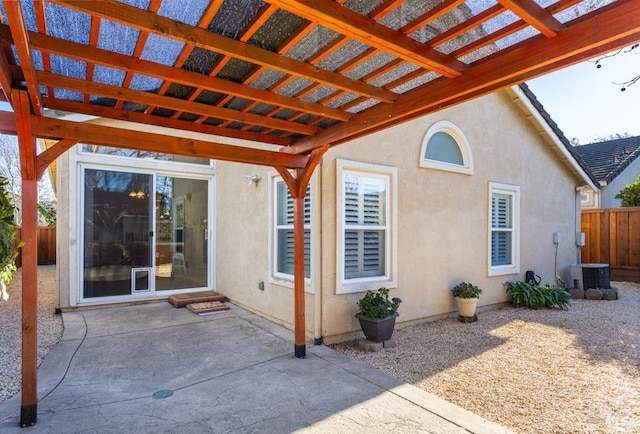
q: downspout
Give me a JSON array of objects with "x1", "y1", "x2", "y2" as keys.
[
  {"x1": 313, "y1": 168, "x2": 322, "y2": 346},
  {"x1": 575, "y1": 186, "x2": 585, "y2": 264}
]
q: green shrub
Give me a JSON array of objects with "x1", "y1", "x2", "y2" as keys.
[
  {"x1": 0, "y1": 176, "x2": 21, "y2": 302},
  {"x1": 504, "y1": 281, "x2": 570, "y2": 310},
  {"x1": 357, "y1": 287, "x2": 402, "y2": 319},
  {"x1": 451, "y1": 281, "x2": 482, "y2": 299}
]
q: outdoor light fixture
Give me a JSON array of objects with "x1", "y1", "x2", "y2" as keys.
[{"x1": 246, "y1": 174, "x2": 261, "y2": 187}]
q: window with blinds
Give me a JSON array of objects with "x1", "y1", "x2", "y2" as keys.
[
  {"x1": 275, "y1": 180, "x2": 311, "y2": 278},
  {"x1": 488, "y1": 182, "x2": 520, "y2": 276},
  {"x1": 343, "y1": 174, "x2": 387, "y2": 280},
  {"x1": 491, "y1": 193, "x2": 512, "y2": 266}
]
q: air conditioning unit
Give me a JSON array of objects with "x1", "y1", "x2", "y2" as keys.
[{"x1": 570, "y1": 264, "x2": 611, "y2": 290}]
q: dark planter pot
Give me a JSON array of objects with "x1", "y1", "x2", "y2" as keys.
[{"x1": 355, "y1": 312, "x2": 399, "y2": 342}]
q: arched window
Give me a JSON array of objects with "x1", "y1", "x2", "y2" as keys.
[{"x1": 420, "y1": 121, "x2": 473, "y2": 175}]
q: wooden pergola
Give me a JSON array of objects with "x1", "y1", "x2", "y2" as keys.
[{"x1": 0, "y1": 0, "x2": 638, "y2": 427}]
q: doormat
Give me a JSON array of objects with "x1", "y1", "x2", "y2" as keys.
[
  {"x1": 168, "y1": 291, "x2": 225, "y2": 308},
  {"x1": 186, "y1": 301, "x2": 230, "y2": 315}
]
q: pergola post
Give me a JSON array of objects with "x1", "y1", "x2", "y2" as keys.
[
  {"x1": 277, "y1": 146, "x2": 328, "y2": 358},
  {"x1": 292, "y1": 186, "x2": 306, "y2": 358},
  {"x1": 13, "y1": 89, "x2": 39, "y2": 427}
]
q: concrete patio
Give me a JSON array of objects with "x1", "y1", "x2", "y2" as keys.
[{"x1": 0, "y1": 301, "x2": 511, "y2": 433}]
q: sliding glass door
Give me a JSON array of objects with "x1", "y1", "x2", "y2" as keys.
[
  {"x1": 155, "y1": 176, "x2": 209, "y2": 291},
  {"x1": 82, "y1": 169, "x2": 210, "y2": 300},
  {"x1": 83, "y1": 169, "x2": 153, "y2": 298}
]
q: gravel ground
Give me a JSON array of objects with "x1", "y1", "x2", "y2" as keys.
[
  {"x1": 0, "y1": 265, "x2": 63, "y2": 403},
  {"x1": 332, "y1": 282, "x2": 640, "y2": 434}
]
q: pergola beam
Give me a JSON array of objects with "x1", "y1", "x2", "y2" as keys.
[
  {"x1": 264, "y1": 0, "x2": 467, "y2": 78},
  {"x1": 42, "y1": 98, "x2": 291, "y2": 147},
  {"x1": 36, "y1": 71, "x2": 320, "y2": 136},
  {"x1": 0, "y1": 48, "x2": 13, "y2": 103},
  {"x1": 30, "y1": 115, "x2": 309, "y2": 169},
  {"x1": 50, "y1": 0, "x2": 397, "y2": 104},
  {"x1": 496, "y1": 0, "x2": 565, "y2": 38},
  {"x1": 3, "y1": 1, "x2": 43, "y2": 115},
  {"x1": 288, "y1": 0, "x2": 640, "y2": 153},
  {"x1": 4, "y1": 26, "x2": 350, "y2": 122}
]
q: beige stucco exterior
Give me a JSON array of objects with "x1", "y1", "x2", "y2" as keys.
[
  {"x1": 215, "y1": 88, "x2": 592, "y2": 344},
  {"x1": 55, "y1": 87, "x2": 594, "y2": 344}
]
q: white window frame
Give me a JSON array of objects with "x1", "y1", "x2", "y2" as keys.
[
  {"x1": 336, "y1": 159, "x2": 397, "y2": 294},
  {"x1": 488, "y1": 182, "x2": 520, "y2": 276},
  {"x1": 420, "y1": 120, "x2": 474, "y2": 175},
  {"x1": 268, "y1": 173, "x2": 317, "y2": 292}
]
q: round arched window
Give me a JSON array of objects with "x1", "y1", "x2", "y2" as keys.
[{"x1": 420, "y1": 121, "x2": 473, "y2": 175}]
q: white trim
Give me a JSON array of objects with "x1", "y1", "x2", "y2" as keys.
[
  {"x1": 336, "y1": 159, "x2": 397, "y2": 294},
  {"x1": 488, "y1": 182, "x2": 520, "y2": 276},
  {"x1": 420, "y1": 120, "x2": 474, "y2": 175},
  {"x1": 76, "y1": 163, "x2": 215, "y2": 305},
  {"x1": 267, "y1": 171, "x2": 318, "y2": 293}
]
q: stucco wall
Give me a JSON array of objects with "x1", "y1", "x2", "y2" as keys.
[{"x1": 215, "y1": 89, "x2": 584, "y2": 343}]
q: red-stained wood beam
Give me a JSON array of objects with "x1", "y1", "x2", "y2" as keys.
[
  {"x1": 264, "y1": 0, "x2": 466, "y2": 78},
  {"x1": 114, "y1": 0, "x2": 162, "y2": 110},
  {"x1": 50, "y1": 0, "x2": 397, "y2": 104},
  {"x1": 0, "y1": 47, "x2": 12, "y2": 102},
  {"x1": 497, "y1": 0, "x2": 565, "y2": 38},
  {"x1": 288, "y1": 0, "x2": 640, "y2": 154},
  {"x1": 0, "y1": 109, "x2": 16, "y2": 134},
  {"x1": 292, "y1": 191, "x2": 306, "y2": 358},
  {"x1": 36, "y1": 70, "x2": 320, "y2": 136},
  {"x1": 33, "y1": 0, "x2": 54, "y2": 103},
  {"x1": 29, "y1": 115, "x2": 309, "y2": 169},
  {"x1": 3, "y1": 1, "x2": 42, "y2": 115},
  {"x1": 36, "y1": 138, "x2": 77, "y2": 180},
  {"x1": 275, "y1": 145, "x2": 328, "y2": 359},
  {"x1": 12, "y1": 89, "x2": 38, "y2": 427},
  {"x1": 369, "y1": 0, "x2": 404, "y2": 20},
  {"x1": 42, "y1": 98, "x2": 291, "y2": 147},
  {"x1": 145, "y1": 0, "x2": 225, "y2": 114},
  {"x1": 400, "y1": 0, "x2": 466, "y2": 35},
  {"x1": 9, "y1": 26, "x2": 350, "y2": 122}
]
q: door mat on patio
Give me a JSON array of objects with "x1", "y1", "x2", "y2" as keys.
[
  {"x1": 186, "y1": 301, "x2": 230, "y2": 315},
  {"x1": 168, "y1": 291, "x2": 225, "y2": 308}
]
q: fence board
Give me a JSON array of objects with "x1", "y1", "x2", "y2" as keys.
[
  {"x1": 15, "y1": 227, "x2": 56, "y2": 267},
  {"x1": 581, "y1": 208, "x2": 640, "y2": 283}
]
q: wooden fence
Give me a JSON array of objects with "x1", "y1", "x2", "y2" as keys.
[
  {"x1": 15, "y1": 227, "x2": 56, "y2": 267},
  {"x1": 581, "y1": 208, "x2": 640, "y2": 283}
]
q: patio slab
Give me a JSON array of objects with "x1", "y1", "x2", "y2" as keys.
[{"x1": 0, "y1": 302, "x2": 512, "y2": 433}]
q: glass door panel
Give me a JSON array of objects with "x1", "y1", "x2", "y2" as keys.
[
  {"x1": 155, "y1": 176, "x2": 209, "y2": 291},
  {"x1": 83, "y1": 169, "x2": 153, "y2": 298}
]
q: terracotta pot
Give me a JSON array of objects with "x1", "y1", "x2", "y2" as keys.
[
  {"x1": 356, "y1": 312, "x2": 399, "y2": 342},
  {"x1": 454, "y1": 297, "x2": 478, "y2": 317}
]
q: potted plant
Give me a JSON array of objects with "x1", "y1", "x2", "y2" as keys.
[
  {"x1": 355, "y1": 287, "x2": 402, "y2": 342},
  {"x1": 451, "y1": 281, "x2": 482, "y2": 319}
]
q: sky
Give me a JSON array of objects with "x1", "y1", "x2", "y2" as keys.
[{"x1": 526, "y1": 46, "x2": 640, "y2": 145}]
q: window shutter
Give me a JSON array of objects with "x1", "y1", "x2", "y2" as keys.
[
  {"x1": 276, "y1": 180, "x2": 311, "y2": 278},
  {"x1": 343, "y1": 174, "x2": 387, "y2": 279},
  {"x1": 491, "y1": 193, "x2": 512, "y2": 266}
]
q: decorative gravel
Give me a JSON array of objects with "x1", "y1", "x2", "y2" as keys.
[
  {"x1": 331, "y1": 282, "x2": 640, "y2": 434},
  {"x1": 0, "y1": 265, "x2": 63, "y2": 403}
]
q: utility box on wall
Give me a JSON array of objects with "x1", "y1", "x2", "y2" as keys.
[{"x1": 570, "y1": 264, "x2": 611, "y2": 289}]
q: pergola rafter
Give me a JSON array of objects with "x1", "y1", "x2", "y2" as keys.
[{"x1": 0, "y1": 0, "x2": 638, "y2": 427}]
